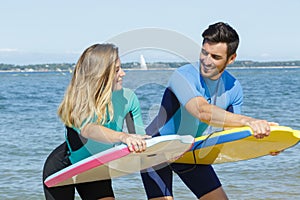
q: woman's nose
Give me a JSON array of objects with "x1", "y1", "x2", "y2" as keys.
[{"x1": 120, "y1": 68, "x2": 126, "y2": 76}]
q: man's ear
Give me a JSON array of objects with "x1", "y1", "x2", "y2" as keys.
[{"x1": 227, "y1": 53, "x2": 237, "y2": 65}]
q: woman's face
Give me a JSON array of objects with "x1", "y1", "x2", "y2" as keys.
[{"x1": 112, "y1": 58, "x2": 126, "y2": 91}]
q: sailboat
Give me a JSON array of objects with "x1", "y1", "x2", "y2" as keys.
[{"x1": 140, "y1": 54, "x2": 148, "y2": 70}]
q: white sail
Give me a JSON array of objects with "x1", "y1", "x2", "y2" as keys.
[{"x1": 140, "y1": 54, "x2": 148, "y2": 70}]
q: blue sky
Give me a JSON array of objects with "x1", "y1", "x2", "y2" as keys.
[{"x1": 1, "y1": 0, "x2": 300, "y2": 64}]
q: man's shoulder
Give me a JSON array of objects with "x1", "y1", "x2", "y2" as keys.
[
  {"x1": 223, "y1": 70, "x2": 238, "y2": 81},
  {"x1": 222, "y1": 70, "x2": 242, "y2": 90},
  {"x1": 177, "y1": 62, "x2": 198, "y2": 71},
  {"x1": 169, "y1": 62, "x2": 200, "y2": 86},
  {"x1": 175, "y1": 62, "x2": 199, "y2": 76}
]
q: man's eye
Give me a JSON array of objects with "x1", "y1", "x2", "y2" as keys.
[
  {"x1": 212, "y1": 55, "x2": 222, "y2": 60},
  {"x1": 201, "y1": 50, "x2": 208, "y2": 56}
]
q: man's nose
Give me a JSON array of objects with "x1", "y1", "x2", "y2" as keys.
[{"x1": 203, "y1": 55, "x2": 213, "y2": 65}]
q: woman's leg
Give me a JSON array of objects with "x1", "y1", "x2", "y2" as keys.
[
  {"x1": 76, "y1": 179, "x2": 114, "y2": 200},
  {"x1": 43, "y1": 142, "x2": 75, "y2": 200}
]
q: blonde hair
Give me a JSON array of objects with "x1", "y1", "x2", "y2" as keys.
[{"x1": 58, "y1": 43, "x2": 118, "y2": 129}]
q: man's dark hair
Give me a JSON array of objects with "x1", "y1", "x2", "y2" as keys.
[{"x1": 202, "y1": 22, "x2": 239, "y2": 58}]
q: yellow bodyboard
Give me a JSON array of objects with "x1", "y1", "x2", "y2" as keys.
[{"x1": 175, "y1": 126, "x2": 300, "y2": 164}]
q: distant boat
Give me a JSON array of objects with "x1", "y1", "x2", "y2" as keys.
[
  {"x1": 56, "y1": 68, "x2": 66, "y2": 76},
  {"x1": 140, "y1": 54, "x2": 148, "y2": 70}
]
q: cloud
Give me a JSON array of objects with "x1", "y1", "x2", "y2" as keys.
[
  {"x1": 0, "y1": 48, "x2": 18, "y2": 52},
  {"x1": 260, "y1": 53, "x2": 271, "y2": 58},
  {"x1": 0, "y1": 50, "x2": 78, "y2": 65}
]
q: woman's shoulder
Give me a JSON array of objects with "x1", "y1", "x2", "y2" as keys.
[
  {"x1": 122, "y1": 87, "x2": 134, "y2": 94},
  {"x1": 113, "y1": 88, "x2": 137, "y2": 101}
]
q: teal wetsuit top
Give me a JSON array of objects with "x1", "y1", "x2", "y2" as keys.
[{"x1": 66, "y1": 88, "x2": 145, "y2": 164}]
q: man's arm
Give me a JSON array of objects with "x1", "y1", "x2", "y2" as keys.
[{"x1": 185, "y1": 96, "x2": 276, "y2": 138}]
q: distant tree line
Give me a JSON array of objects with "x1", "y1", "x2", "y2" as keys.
[
  {"x1": 122, "y1": 62, "x2": 188, "y2": 69},
  {"x1": 122, "y1": 61, "x2": 300, "y2": 68},
  {"x1": 228, "y1": 60, "x2": 300, "y2": 67},
  {"x1": 1, "y1": 60, "x2": 300, "y2": 71},
  {"x1": 0, "y1": 63, "x2": 74, "y2": 71}
]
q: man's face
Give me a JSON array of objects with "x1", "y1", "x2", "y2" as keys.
[{"x1": 200, "y1": 42, "x2": 236, "y2": 80}]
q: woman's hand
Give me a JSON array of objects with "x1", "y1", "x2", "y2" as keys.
[{"x1": 120, "y1": 134, "x2": 152, "y2": 153}]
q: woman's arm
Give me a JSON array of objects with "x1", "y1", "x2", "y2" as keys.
[{"x1": 81, "y1": 123, "x2": 151, "y2": 152}]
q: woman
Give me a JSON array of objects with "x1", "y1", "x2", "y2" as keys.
[{"x1": 43, "y1": 43, "x2": 150, "y2": 200}]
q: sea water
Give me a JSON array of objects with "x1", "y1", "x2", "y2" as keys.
[{"x1": 0, "y1": 68, "x2": 299, "y2": 199}]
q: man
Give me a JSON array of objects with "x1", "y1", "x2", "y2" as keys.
[{"x1": 141, "y1": 22, "x2": 277, "y2": 200}]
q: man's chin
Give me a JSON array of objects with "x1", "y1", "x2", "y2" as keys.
[{"x1": 200, "y1": 69, "x2": 210, "y2": 78}]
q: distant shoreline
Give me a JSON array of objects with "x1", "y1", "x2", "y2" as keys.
[
  {"x1": 1, "y1": 65, "x2": 300, "y2": 73},
  {"x1": 2, "y1": 61, "x2": 300, "y2": 72},
  {"x1": 228, "y1": 66, "x2": 300, "y2": 69}
]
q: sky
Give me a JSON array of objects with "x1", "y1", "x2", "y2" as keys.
[{"x1": 1, "y1": 0, "x2": 300, "y2": 65}]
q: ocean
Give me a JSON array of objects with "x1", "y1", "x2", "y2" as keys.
[{"x1": 0, "y1": 68, "x2": 299, "y2": 199}]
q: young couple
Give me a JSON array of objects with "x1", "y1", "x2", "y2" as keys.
[{"x1": 43, "y1": 22, "x2": 277, "y2": 200}]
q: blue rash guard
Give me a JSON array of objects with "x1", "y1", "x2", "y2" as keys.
[
  {"x1": 66, "y1": 88, "x2": 145, "y2": 164},
  {"x1": 146, "y1": 62, "x2": 243, "y2": 138},
  {"x1": 141, "y1": 62, "x2": 244, "y2": 199}
]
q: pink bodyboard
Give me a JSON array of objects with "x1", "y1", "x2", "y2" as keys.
[{"x1": 45, "y1": 135, "x2": 194, "y2": 187}]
